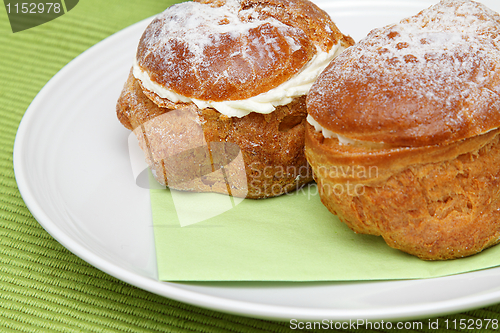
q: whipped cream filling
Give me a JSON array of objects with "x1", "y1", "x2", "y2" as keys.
[
  {"x1": 307, "y1": 114, "x2": 361, "y2": 145},
  {"x1": 133, "y1": 43, "x2": 345, "y2": 118}
]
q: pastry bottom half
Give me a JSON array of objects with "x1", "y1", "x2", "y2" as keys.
[
  {"x1": 306, "y1": 124, "x2": 500, "y2": 260},
  {"x1": 117, "y1": 71, "x2": 313, "y2": 199}
]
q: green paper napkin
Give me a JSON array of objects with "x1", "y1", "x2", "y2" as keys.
[{"x1": 151, "y1": 182, "x2": 500, "y2": 281}]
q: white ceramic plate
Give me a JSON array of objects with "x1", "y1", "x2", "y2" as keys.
[{"x1": 14, "y1": 0, "x2": 500, "y2": 322}]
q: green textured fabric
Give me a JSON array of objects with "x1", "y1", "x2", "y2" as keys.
[{"x1": 2, "y1": 0, "x2": 500, "y2": 332}]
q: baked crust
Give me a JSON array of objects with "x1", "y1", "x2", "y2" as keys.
[
  {"x1": 306, "y1": 125, "x2": 500, "y2": 260},
  {"x1": 135, "y1": 0, "x2": 353, "y2": 102},
  {"x1": 305, "y1": 0, "x2": 500, "y2": 259},
  {"x1": 117, "y1": 70, "x2": 169, "y2": 131},
  {"x1": 118, "y1": 72, "x2": 313, "y2": 198},
  {"x1": 118, "y1": 0, "x2": 354, "y2": 198},
  {"x1": 307, "y1": 0, "x2": 500, "y2": 147}
]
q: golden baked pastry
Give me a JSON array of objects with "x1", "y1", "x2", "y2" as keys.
[
  {"x1": 305, "y1": 0, "x2": 500, "y2": 260},
  {"x1": 117, "y1": 0, "x2": 354, "y2": 199}
]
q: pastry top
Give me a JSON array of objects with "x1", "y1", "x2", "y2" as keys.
[
  {"x1": 135, "y1": 0, "x2": 352, "y2": 103},
  {"x1": 307, "y1": 0, "x2": 500, "y2": 147}
]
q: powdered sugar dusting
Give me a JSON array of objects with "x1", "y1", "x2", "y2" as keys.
[
  {"x1": 135, "y1": 0, "x2": 317, "y2": 101},
  {"x1": 141, "y1": 0, "x2": 277, "y2": 62},
  {"x1": 308, "y1": 0, "x2": 500, "y2": 147}
]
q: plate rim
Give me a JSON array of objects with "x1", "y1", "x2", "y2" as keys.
[{"x1": 12, "y1": 0, "x2": 500, "y2": 322}]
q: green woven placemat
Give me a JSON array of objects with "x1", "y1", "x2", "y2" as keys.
[{"x1": 2, "y1": 0, "x2": 500, "y2": 332}]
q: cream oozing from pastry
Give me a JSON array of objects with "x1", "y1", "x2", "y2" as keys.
[
  {"x1": 133, "y1": 43, "x2": 345, "y2": 118},
  {"x1": 307, "y1": 114, "x2": 363, "y2": 145}
]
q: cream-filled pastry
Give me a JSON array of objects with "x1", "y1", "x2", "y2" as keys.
[
  {"x1": 306, "y1": 0, "x2": 500, "y2": 259},
  {"x1": 117, "y1": 0, "x2": 353, "y2": 198}
]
